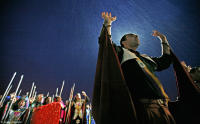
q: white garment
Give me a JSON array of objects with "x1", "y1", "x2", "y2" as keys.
[{"x1": 121, "y1": 48, "x2": 157, "y2": 69}]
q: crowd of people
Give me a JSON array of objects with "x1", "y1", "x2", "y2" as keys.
[
  {"x1": 1, "y1": 11, "x2": 200, "y2": 124},
  {"x1": 0, "y1": 89, "x2": 95, "y2": 124}
]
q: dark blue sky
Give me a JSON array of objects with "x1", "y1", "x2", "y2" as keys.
[{"x1": 0, "y1": 0, "x2": 200, "y2": 100}]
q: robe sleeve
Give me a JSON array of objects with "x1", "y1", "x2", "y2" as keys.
[
  {"x1": 98, "y1": 25, "x2": 123, "y2": 62},
  {"x1": 151, "y1": 54, "x2": 172, "y2": 71}
]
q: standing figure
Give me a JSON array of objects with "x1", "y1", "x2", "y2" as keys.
[
  {"x1": 71, "y1": 91, "x2": 89, "y2": 124},
  {"x1": 93, "y1": 12, "x2": 176, "y2": 124},
  {"x1": 54, "y1": 96, "x2": 65, "y2": 123},
  {"x1": 7, "y1": 97, "x2": 26, "y2": 123}
]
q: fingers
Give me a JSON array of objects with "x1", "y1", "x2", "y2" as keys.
[
  {"x1": 106, "y1": 12, "x2": 108, "y2": 16},
  {"x1": 111, "y1": 16, "x2": 117, "y2": 21},
  {"x1": 101, "y1": 12, "x2": 116, "y2": 19},
  {"x1": 153, "y1": 30, "x2": 157, "y2": 32},
  {"x1": 82, "y1": 91, "x2": 87, "y2": 96},
  {"x1": 152, "y1": 30, "x2": 159, "y2": 36},
  {"x1": 82, "y1": 91, "x2": 86, "y2": 94},
  {"x1": 101, "y1": 12, "x2": 105, "y2": 18}
]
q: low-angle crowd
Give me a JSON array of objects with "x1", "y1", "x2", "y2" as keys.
[{"x1": 0, "y1": 76, "x2": 95, "y2": 124}]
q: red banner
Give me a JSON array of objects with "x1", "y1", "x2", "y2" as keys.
[{"x1": 31, "y1": 102, "x2": 61, "y2": 124}]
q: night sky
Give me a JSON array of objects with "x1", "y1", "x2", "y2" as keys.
[{"x1": 0, "y1": 0, "x2": 200, "y2": 101}]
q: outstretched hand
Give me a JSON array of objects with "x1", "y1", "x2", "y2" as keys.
[
  {"x1": 101, "y1": 12, "x2": 117, "y2": 25},
  {"x1": 181, "y1": 61, "x2": 192, "y2": 72},
  {"x1": 82, "y1": 91, "x2": 87, "y2": 97},
  {"x1": 152, "y1": 30, "x2": 166, "y2": 40}
]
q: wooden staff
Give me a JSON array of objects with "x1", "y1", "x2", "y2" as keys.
[
  {"x1": 14, "y1": 75, "x2": 23, "y2": 98},
  {"x1": 56, "y1": 88, "x2": 58, "y2": 96},
  {"x1": 23, "y1": 83, "x2": 34, "y2": 124},
  {"x1": 29, "y1": 82, "x2": 35, "y2": 98},
  {"x1": 0, "y1": 72, "x2": 16, "y2": 107},
  {"x1": 52, "y1": 94, "x2": 55, "y2": 102},
  {"x1": 59, "y1": 80, "x2": 65, "y2": 97},
  {"x1": 18, "y1": 89, "x2": 22, "y2": 96},
  {"x1": 26, "y1": 92, "x2": 29, "y2": 97},
  {"x1": 46, "y1": 92, "x2": 49, "y2": 97},
  {"x1": 32, "y1": 86, "x2": 36, "y2": 98},
  {"x1": 65, "y1": 83, "x2": 75, "y2": 124},
  {"x1": 0, "y1": 85, "x2": 12, "y2": 122},
  {"x1": 2, "y1": 75, "x2": 24, "y2": 121},
  {"x1": 1, "y1": 85, "x2": 12, "y2": 106},
  {"x1": 33, "y1": 91, "x2": 37, "y2": 100}
]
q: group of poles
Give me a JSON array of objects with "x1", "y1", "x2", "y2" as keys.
[{"x1": 0, "y1": 72, "x2": 76, "y2": 123}]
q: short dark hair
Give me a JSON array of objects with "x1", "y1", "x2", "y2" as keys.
[{"x1": 120, "y1": 33, "x2": 136, "y2": 47}]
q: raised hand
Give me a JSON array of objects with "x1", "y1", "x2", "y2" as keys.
[
  {"x1": 82, "y1": 91, "x2": 87, "y2": 97},
  {"x1": 152, "y1": 30, "x2": 167, "y2": 40},
  {"x1": 101, "y1": 12, "x2": 117, "y2": 25}
]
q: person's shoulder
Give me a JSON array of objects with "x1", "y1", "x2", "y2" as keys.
[
  {"x1": 112, "y1": 43, "x2": 123, "y2": 51},
  {"x1": 141, "y1": 54, "x2": 152, "y2": 59},
  {"x1": 141, "y1": 54, "x2": 157, "y2": 65},
  {"x1": 81, "y1": 99, "x2": 86, "y2": 102}
]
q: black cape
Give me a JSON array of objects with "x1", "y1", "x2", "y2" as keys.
[
  {"x1": 169, "y1": 50, "x2": 200, "y2": 124},
  {"x1": 92, "y1": 26, "x2": 138, "y2": 124}
]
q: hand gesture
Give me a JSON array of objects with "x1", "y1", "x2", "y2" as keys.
[
  {"x1": 152, "y1": 30, "x2": 166, "y2": 40},
  {"x1": 181, "y1": 61, "x2": 192, "y2": 72},
  {"x1": 82, "y1": 91, "x2": 87, "y2": 97},
  {"x1": 101, "y1": 12, "x2": 117, "y2": 25}
]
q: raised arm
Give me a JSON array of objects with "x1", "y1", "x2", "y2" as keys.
[
  {"x1": 152, "y1": 30, "x2": 170, "y2": 55},
  {"x1": 98, "y1": 12, "x2": 116, "y2": 47},
  {"x1": 101, "y1": 12, "x2": 116, "y2": 35},
  {"x1": 151, "y1": 30, "x2": 172, "y2": 71}
]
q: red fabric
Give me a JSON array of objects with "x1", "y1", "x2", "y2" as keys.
[{"x1": 31, "y1": 102, "x2": 61, "y2": 124}]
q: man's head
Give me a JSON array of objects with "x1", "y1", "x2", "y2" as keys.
[
  {"x1": 86, "y1": 104, "x2": 90, "y2": 109},
  {"x1": 75, "y1": 93, "x2": 81, "y2": 101},
  {"x1": 36, "y1": 94, "x2": 44, "y2": 103},
  {"x1": 18, "y1": 99, "x2": 25, "y2": 108},
  {"x1": 120, "y1": 33, "x2": 140, "y2": 50},
  {"x1": 54, "y1": 96, "x2": 62, "y2": 102},
  {"x1": 65, "y1": 100, "x2": 69, "y2": 106},
  {"x1": 13, "y1": 98, "x2": 25, "y2": 110},
  {"x1": 44, "y1": 97, "x2": 52, "y2": 105},
  {"x1": 10, "y1": 92, "x2": 15, "y2": 99}
]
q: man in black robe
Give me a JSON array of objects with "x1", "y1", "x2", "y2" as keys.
[{"x1": 92, "y1": 12, "x2": 175, "y2": 124}]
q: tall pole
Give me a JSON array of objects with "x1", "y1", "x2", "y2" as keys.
[
  {"x1": 32, "y1": 86, "x2": 36, "y2": 98},
  {"x1": 1, "y1": 85, "x2": 12, "y2": 106},
  {"x1": 26, "y1": 92, "x2": 29, "y2": 97},
  {"x1": 55, "y1": 88, "x2": 58, "y2": 97},
  {"x1": 18, "y1": 89, "x2": 22, "y2": 96},
  {"x1": 2, "y1": 75, "x2": 24, "y2": 121},
  {"x1": 52, "y1": 94, "x2": 54, "y2": 102},
  {"x1": 29, "y1": 82, "x2": 35, "y2": 98},
  {"x1": 0, "y1": 72, "x2": 16, "y2": 107},
  {"x1": 14, "y1": 75, "x2": 24, "y2": 97},
  {"x1": 59, "y1": 80, "x2": 65, "y2": 97},
  {"x1": 33, "y1": 91, "x2": 37, "y2": 100},
  {"x1": 46, "y1": 92, "x2": 49, "y2": 97}
]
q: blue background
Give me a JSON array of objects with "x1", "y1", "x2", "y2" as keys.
[{"x1": 0, "y1": 0, "x2": 200, "y2": 101}]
